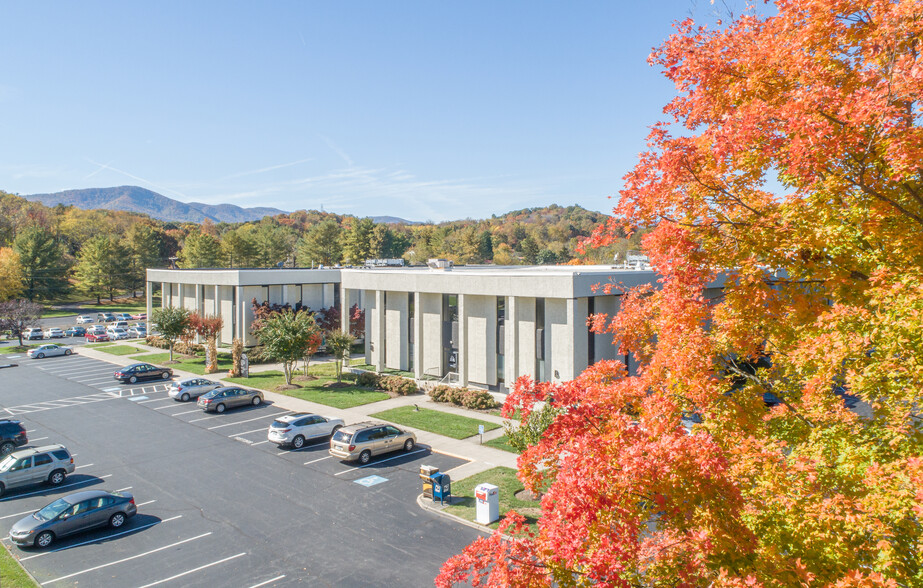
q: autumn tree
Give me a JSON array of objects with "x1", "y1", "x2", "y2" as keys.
[
  {"x1": 439, "y1": 2, "x2": 923, "y2": 587},
  {"x1": 188, "y1": 313, "x2": 224, "y2": 373},
  {"x1": 0, "y1": 299, "x2": 42, "y2": 346},
  {"x1": 0, "y1": 248, "x2": 24, "y2": 301},
  {"x1": 325, "y1": 331, "x2": 354, "y2": 383}
]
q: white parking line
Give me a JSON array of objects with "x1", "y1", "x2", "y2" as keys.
[
  {"x1": 251, "y1": 440, "x2": 271, "y2": 446},
  {"x1": 332, "y1": 448, "x2": 428, "y2": 476},
  {"x1": 136, "y1": 552, "x2": 247, "y2": 588},
  {"x1": 248, "y1": 575, "x2": 287, "y2": 588},
  {"x1": 21, "y1": 515, "x2": 184, "y2": 561},
  {"x1": 187, "y1": 414, "x2": 221, "y2": 423},
  {"x1": 136, "y1": 500, "x2": 156, "y2": 507},
  {"x1": 0, "y1": 475, "x2": 112, "y2": 501},
  {"x1": 229, "y1": 427, "x2": 267, "y2": 437},
  {"x1": 40, "y1": 530, "x2": 211, "y2": 584},
  {"x1": 0, "y1": 508, "x2": 37, "y2": 521},
  {"x1": 206, "y1": 411, "x2": 290, "y2": 430},
  {"x1": 75, "y1": 463, "x2": 94, "y2": 469},
  {"x1": 169, "y1": 408, "x2": 202, "y2": 416},
  {"x1": 115, "y1": 486, "x2": 133, "y2": 492},
  {"x1": 151, "y1": 403, "x2": 181, "y2": 409},
  {"x1": 30, "y1": 436, "x2": 48, "y2": 442},
  {"x1": 304, "y1": 456, "x2": 333, "y2": 465}
]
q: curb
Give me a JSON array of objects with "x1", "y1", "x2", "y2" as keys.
[{"x1": 416, "y1": 493, "x2": 494, "y2": 536}]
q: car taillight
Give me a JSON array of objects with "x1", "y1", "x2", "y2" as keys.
[
  {"x1": 348, "y1": 444, "x2": 356, "y2": 451},
  {"x1": 277, "y1": 428, "x2": 291, "y2": 433},
  {"x1": 176, "y1": 386, "x2": 183, "y2": 391},
  {"x1": 202, "y1": 398, "x2": 211, "y2": 403},
  {"x1": 129, "y1": 498, "x2": 135, "y2": 505}
]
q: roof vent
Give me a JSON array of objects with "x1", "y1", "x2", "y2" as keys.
[{"x1": 427, "y1": 258, "x2": 453, "y2": 271}]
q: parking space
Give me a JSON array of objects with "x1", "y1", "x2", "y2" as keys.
[{"x1": 0, "y1": 345, "x2": 481, "y2": 586}]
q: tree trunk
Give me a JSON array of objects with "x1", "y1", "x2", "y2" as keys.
[{"x1": 169, "y1": 342, "x2": 174, "y2": 362}]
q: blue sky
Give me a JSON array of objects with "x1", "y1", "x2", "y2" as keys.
[{"x1": 0, "y1": 1, "x2": 721, "y2": 222}]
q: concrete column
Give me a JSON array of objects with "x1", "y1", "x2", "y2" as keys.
[
  {"x1": 213, "y1": 285, "x2": 219, "y2": 315},
  {"x1": 570, "y1": 297, "x2": 589, "y2": 380},
  {"x1": 458, "y1": 294, "x2": 468, "y2": 386},
  {"x1": 374, "y1": 290, "x2": 386, "y2": 372},
  {"x1": 340, "y1": 286, "x2": 349, "y2": 334},
  {"x1": 145, "y1": 282, "x2": 153, "y2": 325},
  {"x1": 235, "y1": 286, "x2": 244, "y2": 341},
  {"x1": 323, "y1": 283, "x2": 335, "y2": 309},
  {"x1": 413, "y1": 292, "x2": 423, "y2": 379},
  {"x1": 505, "y1": 296, "x2": 518, "y2": 385}
]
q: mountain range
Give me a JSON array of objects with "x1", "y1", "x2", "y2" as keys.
[
  {"x1": 24, "y1": 186, "x2": 419, "y2": 225},
  {"x1": 25, "y1": 186, "x2": 288, "y2": 224}
]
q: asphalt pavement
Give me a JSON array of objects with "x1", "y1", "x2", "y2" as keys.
[{"x1": 0, "y1": 351, "x2": 483, "y2": 587}]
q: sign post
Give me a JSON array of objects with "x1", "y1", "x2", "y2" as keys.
[{"x1": 478, "y1": 424, "x2": 484, "y2": 444}]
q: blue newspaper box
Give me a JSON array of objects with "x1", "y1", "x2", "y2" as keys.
[{"x1": 432, "y1": 473, "x2": 452, "y2": 505}]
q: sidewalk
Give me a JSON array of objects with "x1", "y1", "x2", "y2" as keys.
[{"x1": 76, "y1": 344, "x2": 519, "y2": 481}]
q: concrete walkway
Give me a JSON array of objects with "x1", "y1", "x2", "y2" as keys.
[{"x1": 77, "y1": 344, "x2": 520, "y2": 481}]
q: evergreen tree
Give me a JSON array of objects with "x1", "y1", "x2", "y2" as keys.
[
  {"x1": 179, "y1": 231, "x2": 222, "y2": 268},
  {"x1": 295, "y1": 219, "x2": 342, "y2": 266},
  {"x1": 123, "y1": 223, "x2": 163, "y2": 296},
  {"x1": 13, "y1": 227, "x2": 71, "y2": 301},
  {"x1": 477, "y1": 230, "x2": 494, "y2": 262},
  {"x1": 74, "y1": 234, "x2": 121, "y2": 304},
  {"x1": 341, "y1": 218, "x2": 375, "y2": 265}
]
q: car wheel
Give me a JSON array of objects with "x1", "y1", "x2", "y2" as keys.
[
  {"x1": 252, "y1": 396, "x2": 262, "y2": 406},
  {"x1": 37, "y1": 353, "x2": 44, "y2": 359},
  {"x1": 109, "y1": 513, "x2": 126, "y2": 528},
  {"x1": 129, "y1": 376, "x2": 137, "y2": 384},
  {"x1": 216, "y1": 403, "x2": 226, "y2": 414},
  {"x1": 162, "y1": 371, "x2": 171, "y2": 379},
  {"x1": 404, "y1": 438, "x2": 415, "y2": 452},
  {"x1": 64, "y1": 349, "x2": 72, "y2": 356},
  {"x1": 358, "y1": 450, "x2": 372, "y2": 465},
  {"x1": 48, "y1": 470, "x2": 66, "y2": 486},
  {"x1": 292, "y1": 435, "x2": 305, "y2": 449},
  {"x1": 0, "y1": 442, "x2": 15, "y2": 456},
  {"x1": 35, "y1": 531, "x2": 54, "y2": 548},
  {"x1": 181, "y1": 393, "x2": 190, "y2": 402}
]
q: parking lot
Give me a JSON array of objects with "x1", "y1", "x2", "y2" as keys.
[{"x1": 0, "y1": 351, "x2": 482, "y2": 587}]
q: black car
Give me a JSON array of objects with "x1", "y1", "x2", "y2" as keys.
[
  {"x1": 0, "y1": 421, "x2": 28, "y2": 456},
  {"x1": 113, "y1": 363, "x2": 173, "y2": 384},
  {"x1": 65, "y1": 326, "x2": 87, "y2": 337}
]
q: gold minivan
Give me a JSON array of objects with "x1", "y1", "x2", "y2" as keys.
[{"x1": 329, "y1": 422, "x2": 416, "y2": 464}]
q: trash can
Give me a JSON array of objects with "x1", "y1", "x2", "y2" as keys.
[
  {"x1": 475, "y1": 483, "x2": 499, "y2": 524},
  {"x1": 433, "y1": 473, "x2": 451, "y2": 505},
  {"x1": 420, "y1": 465, "x2": 439, "y2": 499}
]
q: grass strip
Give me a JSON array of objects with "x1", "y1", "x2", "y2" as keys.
[
  {"x1": 370, "y1": 406, "x2": 500, "y2": 440},
  {"x1": 484, "y1": 434, "x2": 519, "y2": 454},
  {"x1": 225, "y1": 370, "x2": 388, "y2": 409},
  {"x1": 443, "y1": 466, "x2": 539, "y2": 532},
  {"x1": 94, "y1": 345, "x2": 142, "y2": 356},
  {"x1": 0, "y1": 541, "x2": 38, "y2": 587}
]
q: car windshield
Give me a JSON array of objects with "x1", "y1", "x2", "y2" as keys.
[
  {"x1": 0, "y1": 455, "x2": 16, "y2": 472},
  {"x1": 35, "y1": 498, "x2": 72, "y2": 521}
]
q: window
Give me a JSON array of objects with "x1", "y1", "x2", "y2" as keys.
[
  {"x1": 354, "y1": 430, "x2": 372, "y2": 443},
  {"x1": 34, "y1": 454, "x2": 52, "y2": 466},
  {"x1": 52, "y1": 450, "x2": 70, "y2": 460},
  {"x1": 384, "y1": 426, "x2": 401, "y2": 436},
  {"x1": 11, "y1": 458, "x2": 31, "y2": 471}
]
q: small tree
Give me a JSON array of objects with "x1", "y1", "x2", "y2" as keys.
[
  {"x1": 302, "y1": 331, "x2": 323, "y2": 378},
  {"x1": 0, "y1": 299, "x2": 42, "y2": 346},
  {"x1": 325, "y1": 331, "x2": 354, "y2": 383},
  {"x1": 189, "y1": 313, "x2": 224, "y2": 373},
  {"x1": 254, "y1": 309, "x2": 321, "y2": 386},
  {"x1": 151, "y1": 306, "x2": 190, "y2": 362}
]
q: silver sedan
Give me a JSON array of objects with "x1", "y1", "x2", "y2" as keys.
[
  {"x1": 27, "y1": 344, "x2": 73, "y2": 359},
  {"x1": 168, "y1": 378, "x2": 222, "y2": 402}
]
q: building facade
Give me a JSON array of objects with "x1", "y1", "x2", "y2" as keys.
[{"x1": 147, "y1": 265, "x2": 715, "y2": 392}]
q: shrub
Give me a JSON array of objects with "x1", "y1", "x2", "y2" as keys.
[
  {"x1": 380, "y1": 375, "x2": 418, "y2": 396},
  {"x1": 460, "y1": 388, "x2": 499, "y2": 410},
  {"x1": 174, "y1": 340, "x2": 204, "y2": 355},
  {"x1": 146, "y1": 335, "x2": 168, "y2": 349},
  {"x1": 429, "y1": 384, "x2": 457, "y2": 403},
  {"x1": 356, "y1": 371, "x2": 381, "y2": 388}
]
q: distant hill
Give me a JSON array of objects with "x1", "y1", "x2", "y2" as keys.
[
  {"x1": 370, "y1": 215, "x2": 421, "y2": 225},
  {"x1": 25, "y1": 186, "x2": 287, "y2": 223}
]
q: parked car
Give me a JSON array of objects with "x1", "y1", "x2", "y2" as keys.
[
  {"x1": 114, "y1": 363, "x2": 173, "y2": 384},
  {"x1": 75, "y1": 315, "x2": 94, "y2": 324},
  {"x1": 24, "y1": 328, "x2": 44, "y2": 341},
  {"x1": 111, "y1": 320, "x2": 130, "y2": 330},
  {"x1": 197, "y1": 386, "x2": 263, "y2": 413},
  {"x1": 127, "y1": 326, "x2": 146, "y2": 338},
  {"x1": 65, "y1": 326, "x2": 86, "y2": 337},
  {"x1": 9, "y1": 489, "x2": 137, "y2": 548},
  {"x1": 131, "y1": 313, "x2": 147, "y2": 320},
  {"x1": 168, "y1": 378, "x2": 221, "y2": 402},
  {"x1": 27, "y1": 344, "x2": 73, "y2": 359},
  {"x1": 0, "y1": 421, "x2": 28, "y2": 456},
  {"x1": 97, "y1": 313, "x2": 116, "y2": 323},
  {"x1": 114, "y1": 313, "x2": 133, "y2": 321},
  {"x1": 329, "y1": 422, "x2": 416, "y2": 464},
  {"x1": 268, "y1": 413, "x2": 344, "y2": 449},
  {"x1": 0, "y1": 445, "x2": 75, "y2": 497},
  {"x1": 106, "y1": 327, "x2": 129, "y2": 340},
  {"x1": 85, "y1": 331, "x2": 110, "y2": 343}
]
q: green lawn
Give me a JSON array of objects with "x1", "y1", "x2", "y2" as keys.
[
  {"x1": 443, "y1": 466, "x2": 540, "y2": 532},
  {"x1": 95, "y1": 345, "x2": 143, "y2": 356},
  {"x1": 225, "y1": 370, "x2": 389, "y2": 409},
  {"x1": 370, "y1": 406, "x2": 501, "y2": 440},
  {"x1": 0, "y1": 541, "x2": 37, "y2": 587},
  {"x1": 351, "y1": 364, "x2": 415, "y2": 378},
  {"x1": 1, "y1": 344, "x2": 40, "y2": 352},
  {"x1": 76, "y1": 300, "x2": 147, "y2": 313},
  {"x1": 127, "y1": 353, "x2": 232, "y2": 376},
  {"x1": 484, "y1": 434, "x2": 519, "y2": 454},
  {"x1": 40, "y1": 308, "x2": 79, "y2": 318},
  {"x1": 85, "y1": 342, "x2": 115, "y2": 348}
]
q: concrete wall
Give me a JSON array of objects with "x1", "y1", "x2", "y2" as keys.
[
  {"x1": 384, "y1": 291, "x2": 408, "y2": 371},
  {"x1": 592, "y1": 295, "x2": 620, "y2": 363},
  {"x1": 219, "y1": 286, "x2": 234, "y2": 343},
  {"x1": 508, "y1": 296, "x2": 536, "y2": 382},
  {"x1": 302, "y1": 285, "x2": 324, "y2": 310},
  {"x1": 464, "y1": 295, "x2": 497, "y2": 387},
  {"x1": 419, "y1": 293, "x2": 443, "y2": 378}
]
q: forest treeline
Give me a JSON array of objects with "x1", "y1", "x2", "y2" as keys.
[{"x1": 0, "y1": 190, "x2": 640, "y2": 302}]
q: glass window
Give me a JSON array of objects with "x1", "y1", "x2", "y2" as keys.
[
  {"x1": 331, "y1": 430, "x2": 352, "y2": 443},
  {"x1": 384, "y1": 426, "x2": 401, "y2": 436},
  {"x1": 354, "y1": 430, "x2": 372, "y2": 443},
  {"x1": 34, "y1": 454, "x2": 52, "y2": 466},
  {"x1": 51, "y1": 450, "x2": 70, "y2": 460},
  {"x1": 11, "y1": 457, "x2": 31, "y2": 471},
  {"x1": 36, "y1": 498, "x2": 71, "y2": 521}
]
